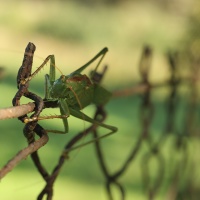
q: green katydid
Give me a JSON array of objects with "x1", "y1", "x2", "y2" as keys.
[{"x1": 22, "y1": 43, "x2": 117, "y2": 149}]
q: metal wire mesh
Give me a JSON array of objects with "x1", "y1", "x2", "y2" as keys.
[{"x1": 1, "y1": 44, "x2": 200, "y2": 200}]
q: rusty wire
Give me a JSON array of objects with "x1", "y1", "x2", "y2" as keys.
[
  {"x1": 93, "y1": 46, "x2": 200, "y2": 200},
  {"x1": 1, "y1": 44, "x2": 200, "y2": 200}
]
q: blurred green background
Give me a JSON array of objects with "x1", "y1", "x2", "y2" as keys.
[{"x1": 0, "y1": 0, "x2": 200, "y2": 200}]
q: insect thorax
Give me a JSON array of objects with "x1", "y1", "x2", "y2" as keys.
[
  {"x1": 50, "y1": 74, "x2": 95, "y2": 110},
  {"x1": 66, "y1": 74, "x2": 95, "y2": 109}
]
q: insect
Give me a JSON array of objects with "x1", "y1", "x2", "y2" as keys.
[{"x1": 13, "y1": 42, "x2": 117, "y2": 149}]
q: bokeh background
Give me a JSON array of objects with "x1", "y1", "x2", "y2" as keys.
[{"x1": 1, "y1": 0, "x2": 200, "y2": 199}]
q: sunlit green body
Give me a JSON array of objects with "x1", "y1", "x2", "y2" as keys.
[
  {"x1": 50, "y1": 73, "x2": 111, "y2": 110},
  {"x1": 40, "y1": 47, "x2": 117, "y2": 136}
]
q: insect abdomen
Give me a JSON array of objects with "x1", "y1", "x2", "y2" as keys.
[{"x1": 93, "y1": 84, "x2": 112, "y2": 106}]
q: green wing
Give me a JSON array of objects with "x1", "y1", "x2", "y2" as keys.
[{"x1": 93, "y1": 84, "x2": 112, "y2": 106}]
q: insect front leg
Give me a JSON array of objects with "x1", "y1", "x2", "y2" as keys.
[
  {"x1": 30, "y1": 99, "x2": 70, "y2": 134},
  {"x1": 44, "y1": 99, "x2": 70, "y2": 134},
  {"x1": 22, "y1": 54, "x2": 56, "y2": 122},
  {"x1": 44, "y1": 55, "x2": 56, "y2": 100},
  {"x1": 44, "y1": 74, "x2": 51, "y2": 100},
  {"x1": 59, "y1": 99, "x2": 70, "y2": 133}
]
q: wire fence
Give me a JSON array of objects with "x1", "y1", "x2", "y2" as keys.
[
  {"x1": 110, "y1": 46, "x2": 200, "y2": 200},
  {"x1": 1, "y1": 44, "x2": 200, "y2": 200}
]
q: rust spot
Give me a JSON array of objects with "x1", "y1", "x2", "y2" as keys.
[{"x1": 67, "y1": 74, "x2": 92, "y2": 86}]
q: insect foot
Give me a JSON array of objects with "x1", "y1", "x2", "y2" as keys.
[{"x1": 24, "y1": 116, "x2": 38, "y2": 123}]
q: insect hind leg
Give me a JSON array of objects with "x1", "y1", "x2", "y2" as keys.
[
  {"x1": 24, "y1": 114, "x2": 69, "y2": 134},
  {"x1": 64, "y1": 107, "x2": 117, "y2": 152}
]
